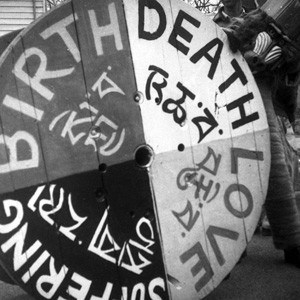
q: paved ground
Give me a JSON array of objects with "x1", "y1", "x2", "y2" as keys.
[
  {"x1": 1, "y1": 231, "x2": 299, "y2": 300},
  {"x1": 0, "y1": 282, "x2": 34, "y2": 300},
  {"x1": 206, "y1": 232, "x2": 300, "y2": 300}
]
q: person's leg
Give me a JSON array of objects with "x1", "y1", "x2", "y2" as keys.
[{"x1": 257, "y1": 77, "x2": 300, "y2": 266}]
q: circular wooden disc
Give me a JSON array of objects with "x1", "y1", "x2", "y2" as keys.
[{"x1": 0, "y1": 0, "x2": 270, "y2": 299}]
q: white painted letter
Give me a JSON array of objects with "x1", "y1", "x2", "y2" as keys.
[
  {"x1": 13, "y1": 47, "x2": 74, "y2": 100},
  {"x1": 0, "y1": 200, "x2": 24, "y2": 234},
  {"x1": 88, "y1": 3, "x2": 123, "y2": 56},
  {"x1": 3, "y1": 95, "x2": 44, "y2": 121},
  {"x1": 131, "y1": 283, "x2": 145, "y2": 300},
  {"x1": 36, "y1": 258, "x2": 68, "y2": 299},
  {"x1": 22, "y1": 250, "x2": 50, "y2": 283},
  {"x1": 0, "y1": 131, "x2": 39, "y2": 173},
  {"x1": 67, "y1": 272, "x2": 91, "y2": 299},
  {"x1": 149, "y1": 277, "x2": 165, "y2": 300},
  {"x1": 1, "y1": 223, "x2": 42, "y2": 271},
  {"x1": 40, "y1": 14, "x2": 80, "y2": 63}
]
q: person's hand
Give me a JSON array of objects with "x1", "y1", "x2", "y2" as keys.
[{"x1": 222, "y1": 27, "x2": 241, "y2": 53}]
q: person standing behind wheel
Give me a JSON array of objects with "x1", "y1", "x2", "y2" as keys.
[
  {"x1": 213, "y1": 0, "x2": 300, "y2": 268},
  {"x1": 213, "y1": 0, "x2": 248, "y2": 27}
]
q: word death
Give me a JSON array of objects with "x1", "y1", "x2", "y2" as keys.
[{"x1": 139, "y1": 0, "x2": 260, "y2": 132}]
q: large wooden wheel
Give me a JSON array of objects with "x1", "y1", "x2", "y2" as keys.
[{"x1": 0, "y1": 0, "x2": 270, "y2": 299}]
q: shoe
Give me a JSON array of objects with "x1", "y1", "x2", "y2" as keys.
[{"x1": 284, "y1": 246, "x2": 300, "y2": 268}]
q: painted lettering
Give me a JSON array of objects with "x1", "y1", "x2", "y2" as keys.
[
  {"x1": 224, "y1": 184, "x2": 254, "y2": 218},
  {"x1": 0, "y1": 131, "x2": 39, "y2": 173},
  {"x1": 145, "y1": 65, "x2": 169, "y2": 104},
  {"x1": 88, "y1": 207, "x2": 120, "y2": 264},
  {"x1": 139, "y1": 0, "x2": 166, "y2": 40},
  {"x1": 168, "y1": 10, "x2": 200, "y2": 55},
  {"x1": 180, "y1": 242, "x2": 214, "y2": 292},
  {"x1": 119, "y1": 243, "x2": 152, "y2": 275},
  {"x1": 92, "y1": 66, "x2": 125, "y2": 99},
  {"x1": 88, "y1": 3, "x2": 123, "y2": 56},
  {"x1": 36, "y1": 258, "x2": 68, "y2": 299},
  {"x1": 13, "y1": 47, "x2": 74, "y2": 101},
  {"x1": 93, "y1": 115, "x2": 126, "y2": 156},
  {"x1": 40, "y1": 14, "x2": 80, "y2": 63},
  {"x1": 59, "y1": 193, "x2": 87, "y2": 241},
  {"x1": 56, "y1": 110, "x2": 94, "y2": 145},
  {"x1": 28, "y1": 184, "x2": 87, "y2": 241},
  {"x1": 120, "y1": 218, "x2": 155, "y2": 275},
  {"x1": 131, "y1": 283, "x2": 145, "y2": 300},
  {"x1": 172, "y1": 200, "x2": 200, "y2": 232},
  {"x1": 176, "y1": 147, "x2": 221, "y2": 205},
  {"x1": 49, "y1": 102, "x2": 125, "y2": 156},
  {"x1": 231, "y1": 147, "x2": 264, "y2": 174},
  {"x1": 22, "y1": 250, "x2": 50, "y2": 283},
  {"x1": 3, "y1": 95, "x2": 44, "y2": 121},
  {"x1": 226, "y1": 93, "x2": 259, "y2": 129},
  {"x1": 67, "y1": 272, "x2": 92, "y2": 299},
  {"x1": 0, "y1": 200, "x2": 24, "y2": 234},
  {"x1": 231, "y1": 148, "x2": 264, "y2": 174},
  {"x1": 1, "y1": 223, "x2": 41, "y2": 271},
  {"x1": 192, "y1": 108, "x2": 218, "y2": 143},
  {"x1": 119, "y1": 278, "x2": 165, "y2": 300},
  {"x1": 28, "y1": 185, "x2": 60, "y2": 226},
  {"x1": 218, "y1": 59, "x2": 247, "y2": 93},
  {"x1": 206, "y1": 225, "x2": 239, "y2": 266},
  {"x1": 190, "y1": 38, "x2": 223, "y2": 79},
  {"x1": 131, "y1": 217, "x2": 155, "y2": 255},
  {"x1": 148, "y1": 277, "x2": 165, "y2": 300},
  {"x1": 89, "y1": 209, "x2": 155, "y2": 275},
  {"x1": 162, "y1": 82, "x2": 195, "y2": 125}
]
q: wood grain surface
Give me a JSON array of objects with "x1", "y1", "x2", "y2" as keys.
[{"x1": 0, "y1": 0, "x2": 270, "y2": 299}]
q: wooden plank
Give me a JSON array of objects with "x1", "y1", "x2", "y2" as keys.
[
  {"x1": 0, "y1": 185, "x2": 66, "y2": 297},
  {"x1": 0, "y1": 0, "x2": 168, "y2": 299},
  {"x1": 0, "y1": 29, "x2": 21, "y2": 56},
  {"x1": 123, "y1": 0, "x2": 270, "y2": 299},
  {"x1": 0, "y1": 6, "x2": 59, "y2": 296},
  {"x1": 0, "y1": 0, "x2": 270, "y2": 299},
  {"x1": 0, "y1": 1, "x2": 96, "y2": 298},
  {"x1": 70, "y1": 0, "x2": 169, "y2": 298}
]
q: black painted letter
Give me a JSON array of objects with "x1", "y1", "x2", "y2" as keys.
[
  {"x1": 206, "y1": 225, "x2": 239, "y2": 266},
  {"x1": 139, "y1": 0, "x2": 166, "y2": 40},
  {"x1": 190, "y1": 38, "x2": 223, "y2": 79},
  {"x1": 231, "y1": 148, "x2": 264, "y2": 174},
  {"x1": 168, "y1": 10, "x2": 200, "y2": 55},
  {"x1": 227, "y1": 93, "x2": 259, "y2": 130},
  {"x1": 218, "y1": 59, "x2": 247, "y2": 93},
  {"x1": 224, "y1": 184, "x2": 254, "y2": 218}
]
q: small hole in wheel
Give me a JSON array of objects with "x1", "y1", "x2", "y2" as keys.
[
  {"x1": 178, "y1": 144, "x2": 185, "y2": 152},
  {"x1": 135, "y1": 145, "x2": 154, "y2": 168},
  {"x1": 99, "y1": 163, "x2": 107, "y2": 173}
]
